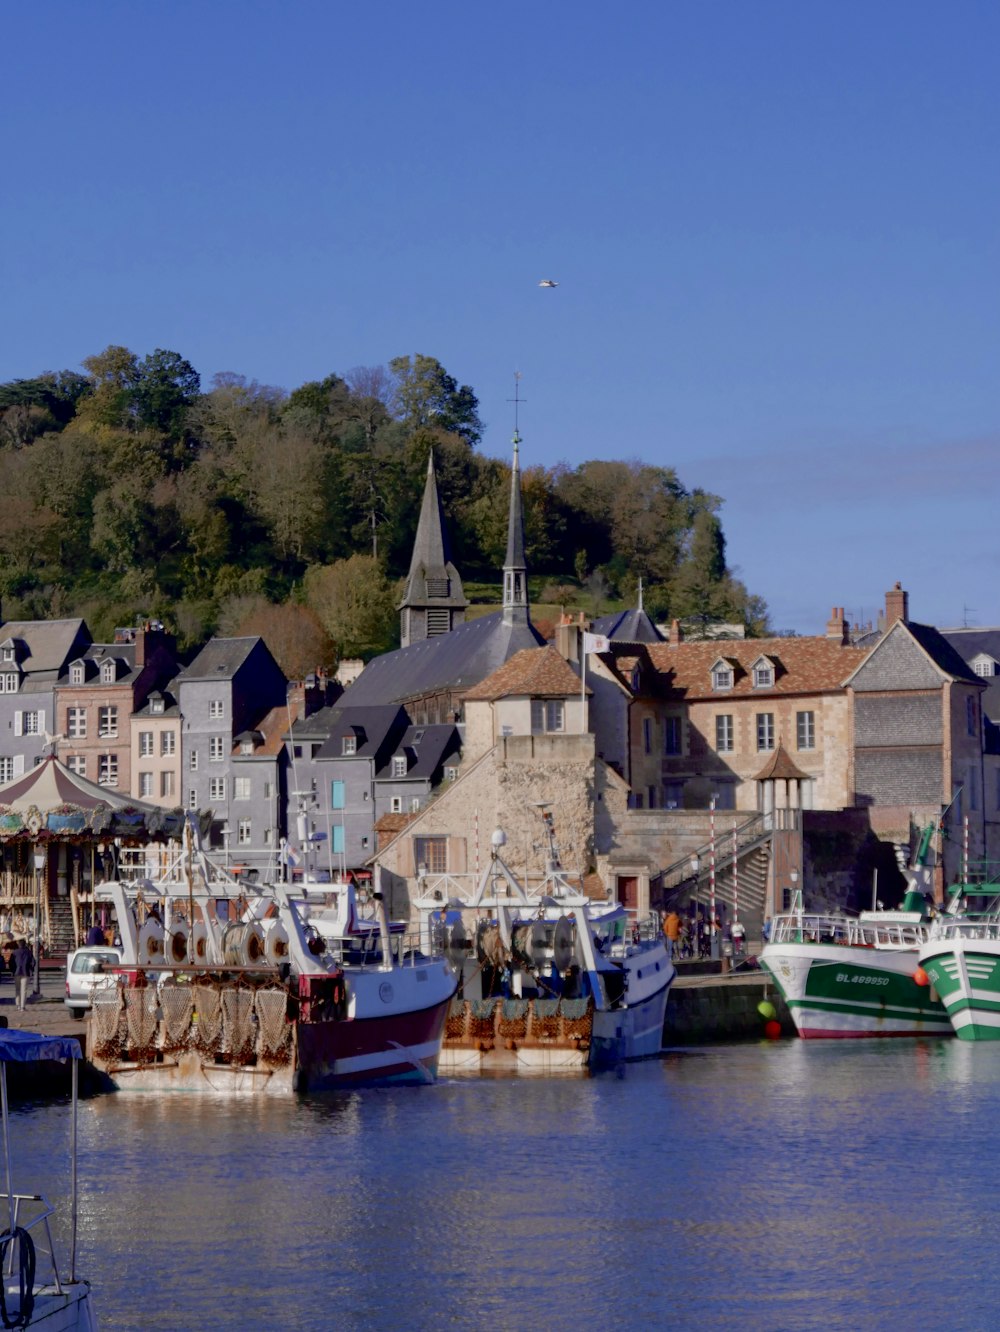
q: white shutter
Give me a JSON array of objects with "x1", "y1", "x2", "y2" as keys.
[
  {"x1": 38, "y1": 709, "x2": 45, "y2": 733},
  {"x1": 13, "y1": 712, "x2": 21, "y2": 737},
  {"x1": 13, "y1": 755, "x2": 24, "y2": 776}
]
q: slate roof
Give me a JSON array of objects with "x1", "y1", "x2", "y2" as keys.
[
  {"x1": 340, "y1": 610, "x2": 545, "y2": 707},
  {"x1": 0, "y1": 619, "x2": 88, "y2": 678},
  {"x1": 375, "y1": 723, "x2": 460, "y2": 780},
  {"x1": 644, "y1": 636, "x2": 870, "y2": 699},
  {"x1": 132, "y1": 687, "x2": 181, "y2": 719},
  {"x1": 841, "y1": 620, "x2": 985, "y2": 691},
  {"x1": 592, "y1": 607, "x2": 664, "y2": 644},
  {"x1": 180, "y1": 637, "x2": 260, "y2": 681},
  {"x1": 941, "y1": 627, "x2": 1000, "y2": 721},
  {"x1": 464, "y1": 647, "x2": 586, "y2": 701},
  {"x1": 399, "y1": 452, "x2": 467, "y2": 611},
  {"x1": 68, "y1": 642, "x2": 139, "y2": 685},
  {"x1": 313, "y1": 705, "x2": 408, "y2": 761}
]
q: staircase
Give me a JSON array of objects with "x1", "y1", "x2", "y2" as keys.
[
  {"x1": 46, "y1": 893, "x2": 76, "y2": 956},
  {"x1": 651, "y1": 813, "x2": 774, "y2": 940}
]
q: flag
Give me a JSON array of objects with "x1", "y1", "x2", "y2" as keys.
[{"x1": 583, "y1": 632, "x2": 610, "y2": 654}]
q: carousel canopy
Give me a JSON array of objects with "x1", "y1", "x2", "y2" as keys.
[{"x1": 0, "y1": 756, "x2": 185, "y2": 840}]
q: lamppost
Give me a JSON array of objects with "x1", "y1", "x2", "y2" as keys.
[
  {"x1": 33, "y1": 848, "x2": 46, "y2": 998},
  {"x1": 791, "y1": 867, "x2": 801, "y2": 942},
  {"x1": 690, "y1": 854, "x2": 700, "y2": 956}
]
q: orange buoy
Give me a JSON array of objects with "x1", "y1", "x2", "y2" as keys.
[{"x1": 913, "y1": 966, "x2": 930, "y2": 987}]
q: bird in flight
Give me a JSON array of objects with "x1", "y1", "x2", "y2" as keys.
[{"x1": 538, "y1": 279, "x2": 558, "y2": 288}]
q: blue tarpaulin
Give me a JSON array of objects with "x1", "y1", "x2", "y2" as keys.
[{"x1": 0, "y1": 1030, "x2": 81, "y2": 1062}]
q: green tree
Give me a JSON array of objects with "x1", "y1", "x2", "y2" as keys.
[
  {"x1": 389, "y1": 354, "x2": 482, "y2": 446},
  {"x1": 133, "y1": 348, "x2": 201, "y2": 438},
  {"x1": 302, "y1": 554, "x2": 399, "y2": 659}
]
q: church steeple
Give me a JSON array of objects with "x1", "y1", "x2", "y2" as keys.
[
  {"x1": 503, "y1": 430, "x2": 529, "y2": 626},
  {"x1": 398, "y1": 451, "x2": 468, "y2": 648}
]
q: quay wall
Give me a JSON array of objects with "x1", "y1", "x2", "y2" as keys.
[{"x1": 666, "y1": 976, "x2": 795, "y2": 1044}]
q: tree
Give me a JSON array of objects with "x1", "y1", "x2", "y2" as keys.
[
  {"x1": 133, "y1": 348, "x2": 200, "y2": 438},
  {"x1": 389, "y1": 354, "x2": 483, "y2": 446},
  {"x1": 302, "y1": 555, "x2": 399, "y2": 659},
  {"x1": 229, "y1": 600, "x2": 336, "y2": 677},
  {"x1": 77, "y1": 345, "x2": 141, "y2": 431}
]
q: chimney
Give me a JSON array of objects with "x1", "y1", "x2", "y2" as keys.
[
  {"x1": 669, "y1": 619, "x2": 682, "y2": 646},
  {"x1": 556, "y1": 619, "x2": 580, "y2": 664},
  {"x1": 884, "y1": 582, "x2": 909, "y2": 628},
  {"x1": 825, "y1": 607, "x2": 848, "y2": 644}
]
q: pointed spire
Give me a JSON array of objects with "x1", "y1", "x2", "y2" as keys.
[
  {"x1": 503, "y1": 430, "x2": 529, "y2": 626},
  {"x1": 637, "y1": 577, "x2": 644, "y2": 613},
  {"x1": 398, "y1": 450, "x2": 467, "y2": 647}
]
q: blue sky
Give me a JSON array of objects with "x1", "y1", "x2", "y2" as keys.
[{"x1": 3, "y1": 1, "x2": 998, "y2": 634}]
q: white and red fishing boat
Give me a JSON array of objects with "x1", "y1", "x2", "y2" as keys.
[{"x1": 87, "y1": 817, "x2": 456, "y2": 1094}]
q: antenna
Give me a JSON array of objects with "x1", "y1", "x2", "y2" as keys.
[
  {"x1": 964, "y1": 605, "x2": 978, "y2": 629},
  {"x1": 507, "y1": 371, "x2": 526, "y2": 444}
]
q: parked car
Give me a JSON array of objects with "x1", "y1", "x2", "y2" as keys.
[{"x1": 64, "y1": 946, "x2": 123, "y2": 1019}]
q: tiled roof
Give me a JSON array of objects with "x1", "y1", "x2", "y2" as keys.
[
  {"x1": 645, "y1": 636, "x2": 870, "y2": 699},
  {"x1": 464, "y1": 647, "x2": 586, "y2": 701},
  {"x1": 180, "y1": 637, "x2": 260, "y2": 681},
  {"x1": 375, "y1": 811, "x2": 418, "y2": 836},
  {"x1": 234, "y1": 705, "x2": 288, "y2": 758},
  {"x1": 753, "y1": 743, "x2": 810, "y2": 782}
]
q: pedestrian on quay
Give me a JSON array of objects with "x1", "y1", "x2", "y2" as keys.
[
  {"x1": 662, "y1": 910, "x2": 681, "y2": 957},
  {"x1": 731, "y1": 918, "x2": 746, "y2": 957},
  {"x1": 13, "y1": 937, "x2": 34, "y2": 1011},
  {"x1": 762, "y1": 916, "x2": 772, "y2": 945}
]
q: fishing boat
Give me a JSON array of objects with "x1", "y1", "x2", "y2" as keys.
[
  {"x1": 760, "y1": 890, "x2": 951, "y2": 1038},
  {"x1": 0, "y1": 1028, "x2": 98, "y2": 1330},
  {"x1": 416, "y1": 828, "x2": 675, "y2": 1074},
  {"x1": 86, "y1": 817, "x2": 456, "y2": 1093},
  {"x1": 917, "y1": 871, "x2": 1000, "y2": 1041}
]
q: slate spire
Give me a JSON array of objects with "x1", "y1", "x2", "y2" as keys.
[
  {"x1": 502, "y1": 430, "x2": 529, "y2": 626},
  {"x1": 398, "y1": 450, "x2": 467, "y2": 648}
]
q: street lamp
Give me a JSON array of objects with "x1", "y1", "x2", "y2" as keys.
[
  {"x1": 690, "y1": 855, "x2": 700, "y2": 956},
  {"x1": 791, "y1": 867, "x2": 801, "y2": 942},
  {"x1": 32, "y1": 848, "x2": 46, "y2": 998}
]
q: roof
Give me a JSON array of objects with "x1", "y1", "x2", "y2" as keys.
[
  {"x1": 314, "y1": 705, "x2": 408, "y2": 760},
  {"x1": 941, "y1": 627, "x2": 1000, "y2": 721},
  {"x1": 0, "y1": 756, "x2": 185, "y2": 838},
  {"x1": 375, "y1": 723, "x2": 460, "y2": 780},
  {"x1": 233, "y1": 705, "x2": 288, "y2": 759},
  {"x1": 592, "y1": 607, "x2": 664, "y2": 644},
  {"x1": 464, "y1": 646, "x2": 586, "y2": 701},
  {"x1": 179, "y1": 637, "x2": 260, "y2": 681},
  {"x1": 753, "y1": 742, "x2": 810, "y2": 783},
  {"x1": 904, "y1": 623, "x2": 983, "y2": 685},
  {"x1": 399, "y1": 452, "x2": 467, "y2": 611},
  {"x1": 375, "y1": 811, "x2": 419, "y2": 837},
  {"x1": 0, "y1": 618, "x2": 88, "y2": 676},
  {"x1": 644, "y1": 636, "x2": 870, "y2": 699},
  {"x1": 504, "y1": 443, "x2": 526, "y2": 571},
  {"x1": 341, "y1": 609, "x2": 545, "y2": 707}
]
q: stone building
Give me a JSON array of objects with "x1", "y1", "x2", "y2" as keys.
[{"x1": 0, "y1": 617, "x2": 90, "y2": 781}]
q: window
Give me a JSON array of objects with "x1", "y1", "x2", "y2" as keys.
[
  {"x1": 0, "y1": 674, "x2": 18, "y2": 694},
  {"x1": 410, "y1": 797, "x2": 421, "y2": 813},
  {"x1": 17, "y1": 711, "x2": 42, "y2": 736},
  {"x1": 445, "y1": 766, "x2": 459, "y2": 782},
  {"x1": 209, "y1": 736, "x2": 225, "y2": 761},
  {"x1": 188, "y1": 789, "x2": 197, "y2": 809},
  {"x1": 209, "y1": 700, "x2": 224, "y2": 719},
  {"x1": 664, "y1": 717, "x2": 682, "y2": 756},
  {"x1": 67, "y1": 707, "x2": 87, "y2": 739},
  {"x1": 393, "y1": 756, "x2": 407, "y2": 777},
  {"x1": 98, "y1": 706, "x2": 118, "y2": 738},
  {"x1": 647, "y1": 785, "x2": 656, "y2": 808},
  {"x1": 530, "y1": 700, "x2": 565, "y2": 734},
  {"x1": 0, "y1": 647, "x2": 12, "y2": 663},
  {"x1": 968, "y1": 697, "x2": 977, "y2": 737},
  {"x1": 715, "y1": 715, "x2": 734, "y2": 753},
  {"x1": 150, "y1": 696, "x2": 165, "y2": 715},
  {"x1": 797, "y1": 711, "x2": 815, "y2": 750},
  {"x1": 331, "y1": 824, "x2": 344, "y2": 855},
  {"x1": 391, "y1": 796, "x2": 403, "y2": 813},
  {"x1": 711, "y1": 664, "x2": 733, "y2": 691},
  {"x1": 414, "y1": 836, "x2": 447, "y2": 874},
  {"x1": 752, "y1": 662, "x2": 774, "y2": 689},
  {"x1": 973, "y1": 658, "x2": 996, "y2": 677},
  {"x1": 98, "y1": 754, "x2": 118, "y2": 787},
  {"x1": 209, "y1": 777, "x2": 226, "y2": 801},
  {"x1": 189, "y1": 750, "x2": 198, "y2": 771},
  {"x1": 67, "y1": 756, "x2": 86, "y2": 778},
  {"x1": 330, "y1": 780, "x2": 345, "y2": 809},
  {"x1": 263, "y1": 781, "x2": 271, "y2": 799},
  {"x1": 237, "y1": 820, "x2": 252, "y2": 845},
  {"x1": 160, "y1": 771, "x2": 175, "y2": 798},
  {"x1": 139, "y1": 772, "x2": 153, "y2": 798},
  {"x1": 0, "y1": 758, "x2": 14, "y2": 782},
  {"x1": 664, "y1": 781, "x2": 684, "y2": 810},
  {"x1": 756, "y1": 713, "x2": 775, "y2": 751},
  {"x1": 161, "y1": 731, "x2": 175, "y2": 756},
  {"x1": 643, "y1": 718, "x2": 652, "y2": 755},
  {"x1": 234, "y1": 778, "x2": 252, "y2": 801},
  {"x1": 139, "y1": 731, "x2": 154, "y2": 757},
  {"x1": 263, "y1": 829, "x2": 273, "y2": 845},
  {"x1": 101, "y1": 661, "x2": 116, "y2": 684},
  {"x1": 342, "y1": 735, "x2": 357, "y2": 756},
  {"x1": 70, "y1": 663, "x2": 84, "y2": 685}
]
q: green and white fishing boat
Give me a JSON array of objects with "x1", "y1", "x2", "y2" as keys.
[
  {"x1": 918, "y1": 873, "x2": 1000, "y2": 1041},
  {"x1": 761, "y1": 890, "x2": 951, "y2": 1039}
]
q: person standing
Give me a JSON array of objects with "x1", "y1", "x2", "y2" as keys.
[
  {"x1": 731, "y1": 918, "x2": 746, "y2": 957},
  {"x1": 13, "y1": 938, "x2": 34, "y2": 1011},
  {"x1": 662, "y1": 911, "x2": 681, "y2": 957}
]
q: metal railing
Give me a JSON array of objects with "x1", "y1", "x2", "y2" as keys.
[{"x1": 653, "y1": 811, "x2": 775, "y2": 898}]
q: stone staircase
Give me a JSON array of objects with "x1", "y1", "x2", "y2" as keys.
[
  {"x1": 651, "y1": 812, "x2": 774, "y2": 941},
  {"x1": 46, "y1": 893, "x2": 77, "y2": 956}
]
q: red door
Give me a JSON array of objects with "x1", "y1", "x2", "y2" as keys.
[{"x1": 617, "y1": 876, "x2": 638, "y2": 911}]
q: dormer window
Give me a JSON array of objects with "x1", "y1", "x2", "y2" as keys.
[
  {"x1": 1, "y1": 648, "x2": 13, "y2": 664},
  {"x1": 711, "y1": 663, "x2": 734, "y2": 691},
  {"x1": 972, "y1": 655, "x2": 996, "y2": 678},
  {"x1": 342, "y1": 735, "x2": 357, "y2": 756},
  {"x1": 393, "y1": 756, "x2": 407, "y2": 777},
  {"x1": 101, "y1": 660, "x2": 116, "y2": 684},
  {"x1": 752, "y1": 658, "x2": 775, "y2": 689},
  {"x1": 70, "y1": 662, "x2": 84, "y2": 685},
  {"x1": 0, "y1": 673, "x2": 18, "y2": 694},
  {"x1": 241, "y1": 739, "x2": 254, "y2": 755},
  {"x1": 150, "y1": 696, "x2": 165, "y2": 715}
]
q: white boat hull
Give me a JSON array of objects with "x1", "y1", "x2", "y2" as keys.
[{"x1": 4, "y1": 1282, "x2": 97, "y2": 1331}]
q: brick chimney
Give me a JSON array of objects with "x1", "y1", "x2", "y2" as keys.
[
  {"x1": 884, "y1": 582, "x2": 909, "y2": 628},
  {"x1": 668, "y1": 619, "x2": 682, "y2": 646},
  {"x1": 825, "y1": 607, "x2": 848, "y2": 644}
]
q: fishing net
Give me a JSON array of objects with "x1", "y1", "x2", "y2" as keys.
[
  {"x1": 160, "y1": 984, "x2": 194, "y2": 1052},
  {"x1": 529, "y1": 998, "x2": 561, "y2": 1039},
  {"x1": 468, "y1": 998, "x2": 497, "y2": 1043},
  {"x1": 192, "y1": 984, "x2": 223, "y2": 1054},
  {"x1": 498, "y1": 998, "x2": 529, "y2": 1040},
  {"x1": 445, "y1": 998, "x2": 468, "y2": 1040},
  {"x1": 123, "y1": 986, "x2": 159, "y2": 1062},
  {"x1": 91, "y1": 987, "x2": 123, "y2": 1060},
  {"x1": 255, "y1": 988, "x2": 291, "y2": 1063},
  {"x1": 560, "y1": 997, "x2": 593, "y2": 1041},
  {"x1": 222, "y1": 987, "x2": 256, "y2": 1064}
]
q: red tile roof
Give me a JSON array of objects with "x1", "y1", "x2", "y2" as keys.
[
  {"x1": 644, "y1": 636, "x2": 870, "y2": 699},
  {"x1": 464, "y1": 647, "x2": 587, "y2": 701}
]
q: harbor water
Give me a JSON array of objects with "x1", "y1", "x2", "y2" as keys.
[{"x1": 14, "y1": 1039, "x2": 1000, "y2": 1330}]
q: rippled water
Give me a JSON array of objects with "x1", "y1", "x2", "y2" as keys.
[{"x1": 12, "y1": 1040, "x2": 1000, "y2": 1330}]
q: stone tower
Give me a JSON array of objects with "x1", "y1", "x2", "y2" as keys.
[{"x1": 398, "y1": 451, "x2": 468, "y2": 648}]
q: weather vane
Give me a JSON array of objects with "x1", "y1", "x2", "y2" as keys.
[{"x1": 507, "y1": 371, "x2": 526, "y2": 444}]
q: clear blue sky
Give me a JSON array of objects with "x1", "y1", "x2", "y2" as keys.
[{"x1": 3, "y1": 1, "x2": 998, "y2": 634}]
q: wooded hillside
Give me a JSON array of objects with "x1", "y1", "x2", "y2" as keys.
[{"x1": 0, "y1": 347, "x2": 769, "y2": 673}]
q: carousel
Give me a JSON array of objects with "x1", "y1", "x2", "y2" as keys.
[{"x1": 0, "y1": 756, "x2": 186, "y2": 957}]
